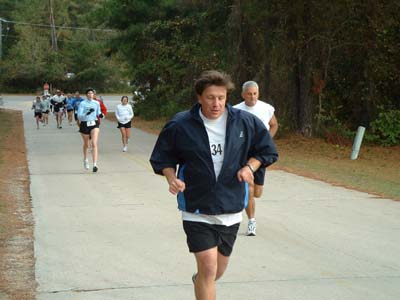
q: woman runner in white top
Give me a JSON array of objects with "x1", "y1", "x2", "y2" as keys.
[{"x1": 115, "y1": 96, "x2": 134, "y2": 152}]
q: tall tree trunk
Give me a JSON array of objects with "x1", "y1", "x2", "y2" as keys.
[
  {"x1": 297, "y1": 51, "x2": 313, "y2": 136},
  {"x1": 287, "y1": 0, "x2": 313, "y2": 136},
  {"x1": 293, "y1": 0, "x2": 313, "y2": 136},
  {"x1": 229, "y1": 0, "x2": 251, "y2": 91}
]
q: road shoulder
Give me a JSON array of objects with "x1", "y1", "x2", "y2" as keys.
[{"x1": 0, "y1": 109, "x2": 35, "y2": 299}]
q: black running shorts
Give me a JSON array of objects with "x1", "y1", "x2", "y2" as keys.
[
  {"x1": 183, "y1": 221, "x2": 240, "y2": 256},
  {"x1": 117, "y1": 121, "x2": 132, "y2": 129},
  {"x1": 254, "y1": 167, "x2": 266, "y2": 186},
  {"x1": 79, "y1": 120, "x2": 99, "y2": 135},
  {"x1": 53, "y1": 104, "x2": 63, "y2": 113},
  {"x1": 34, "y1": 112, "x2": 42, "y2": 118}
]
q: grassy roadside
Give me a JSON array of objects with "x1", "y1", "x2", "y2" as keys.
[
  {"x1": 0, "y1": 109, "x2": 14, "y2": 226},
  {"x1": 130, "y1": 116, "x2": 400, "y2": 201},
  {"x1": 0, "y1": 108, "x2": 36, "y2": 298},
  {"x1": 274, "y1": 135, "x2": 400, "y2": 200}
]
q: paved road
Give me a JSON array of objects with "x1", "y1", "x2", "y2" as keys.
[{"x1": 2, "y1": 95, "x2": 400, "y2": 300}]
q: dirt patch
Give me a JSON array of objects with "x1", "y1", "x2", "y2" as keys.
[{"x1": 0, "y1": 109, "x2": 36, "y2": 299}]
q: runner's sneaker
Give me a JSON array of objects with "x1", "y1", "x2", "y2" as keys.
[
  {"x1": 246, "y1": 219, "x2": 256, "y2": 236},
  {"x1": 93, "y1": 166, "x2": 98, "y2": 173},
  {"x1": 83, "y1": 159, "x2": 90, "y2": 170},
  {"x1": 122, "y1": 145, "x2": 128, "y2": 152}
]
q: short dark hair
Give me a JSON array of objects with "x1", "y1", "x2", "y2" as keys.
[
  {"x1": 85, "y1": 88, "x2": 94, "y2": 94},
  {"x1": 194, "y1": 70, "x2": 235, "y2": 96}
]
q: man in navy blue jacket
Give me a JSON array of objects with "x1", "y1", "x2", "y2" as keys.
[{"x1": 150, "y1": 70, "x2": 278, "y2": 300}]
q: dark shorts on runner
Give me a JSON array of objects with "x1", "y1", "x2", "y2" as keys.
[
  {"x1": 34, "y1": 112, "x2": 42, "y2": 118},
  {"x1": 254, "y1": 167, "x2": 266, "y2": 186},
  {"x1": 43, "y1": 110, "x2": 50, "y2": 114},
  {"x1": 117, "y1": 121, "x2": 132, "y2": 129},
  {"x1": 67, "y1": 109, "x2": 74, "y2": 112},
  {"x1": 182, "y1": 221, "x2": 240, "y2": 256},
  {"x1": 79, "y1": 120, "x2": 99, "y2": 135}
]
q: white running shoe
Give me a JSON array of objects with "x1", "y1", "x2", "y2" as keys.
[
  {"x1": 122, "y1": 145, "x2": 128, "y2": 152},
  {"x1": 83, "y1": 159, "x2": 90, "y2": 170},
  {"x1": 246, "y1": 219, "x2": 256, "y2": 236}
]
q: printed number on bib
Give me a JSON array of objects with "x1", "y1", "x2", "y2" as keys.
[
  {"x1": 87, "y1": 120, "x2": 96, "y2": 126},
  {"x1": 211, "y1": 143, "x2": 223, "y2": 156}
]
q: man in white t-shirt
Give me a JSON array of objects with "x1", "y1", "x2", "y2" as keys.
[
  {"x1": 234, "y1": 81, "x2": 278, "y2": 236},
  {"x1": 150, "y1": 71, "x2": 278, "y2": 300}
]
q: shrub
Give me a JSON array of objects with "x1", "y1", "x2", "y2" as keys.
[{"x1": 365, "y1": 109, "x2": 400, "y2": 146}]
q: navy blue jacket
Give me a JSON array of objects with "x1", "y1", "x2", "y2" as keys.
[{"x1": 150, "y1": 103, "x2": 278, "y2": 215}]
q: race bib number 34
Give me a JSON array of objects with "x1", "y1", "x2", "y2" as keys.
[{"x1": 211, "y1": 143, "x2": 223, "y2": 156}]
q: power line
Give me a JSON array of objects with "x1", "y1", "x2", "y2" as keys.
[
  {"x1": 2, "y1": 34, "x2": 113, "y2": 44},
  {"x1": 1, "y1": 18, "x2": 117, "y2": 32}
]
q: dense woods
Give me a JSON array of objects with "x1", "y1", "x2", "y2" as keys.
[
  {"x1": 1, "y1": 0, "x2": 399, "y2": 143},
  {"x1": 0, "y1": 0, "x2": 128, "y2": 93}
]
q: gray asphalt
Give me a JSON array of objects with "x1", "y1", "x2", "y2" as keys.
[{"x1": 2, "y1": 95, "x2": 400, "y2": 300}]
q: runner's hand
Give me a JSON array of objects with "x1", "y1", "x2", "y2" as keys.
[
  {"x1": 237, "y1": 166, "x2": 254, "y2": 183},
  {"x1": 167, "y1": 178, "x2": 186, "y2": 195}
]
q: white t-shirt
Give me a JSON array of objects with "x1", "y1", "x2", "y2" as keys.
[
  {"x1": 234, "y1": 100, "x2": 275, "y2": 130},
  {"x1": 115, "y1": 103, "x2": 134, "y2": 124},
  {"x1": 181, "y1": 108, "x2": 243, "y2": 226},
  {"x1": 51, "y1": 94, "x2": 66, "y2": 104}
]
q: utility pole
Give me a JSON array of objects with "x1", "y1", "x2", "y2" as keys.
[
  {"x1": 49, "y1": 0, "x2": 58, "y2": 51},
  {"x1": 0, "y1": 18, "x2": 3, "y2": 59}
]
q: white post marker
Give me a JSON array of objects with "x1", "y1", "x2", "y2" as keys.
[{"x1": 351, "y1": 126, "x2": 366, "y2": 160}]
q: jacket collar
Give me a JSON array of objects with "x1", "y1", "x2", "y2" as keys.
[{"x1": 190, "y1": 102, "x2": 236, "y2": 122}]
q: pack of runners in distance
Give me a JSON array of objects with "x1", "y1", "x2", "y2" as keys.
[{"x1": 31, "y1": 89, "x2": 134, "y2": 173}]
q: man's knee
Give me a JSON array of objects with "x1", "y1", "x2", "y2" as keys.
[
  {"x1": 197, "y1": 259, "x2": 218, "y2": 281},
  {"x1": 254, "y1": 185, "x2": 263, "y2": 198}
]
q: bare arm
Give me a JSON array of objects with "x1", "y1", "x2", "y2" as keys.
[{"x1": 269, "y1": 114, "x2": 278, "y2": 138}]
